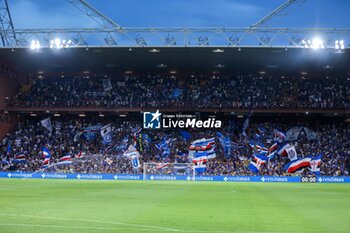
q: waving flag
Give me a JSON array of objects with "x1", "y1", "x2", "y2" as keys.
[
  {"x1": 267, "y1": 142, "x2": 278, "y2": 158},
  {"x1": 155, "y1": 137, "x2": 172, "y2": 156},
  {"x1": 249, "y1": 140, "x2": 268, "y2": 154},
  {"x1": 74, "y1": 151, "x2": 85, "y2": 159},
  {"x1": 102, "y1": 78, "x2": 113, "y2": 91},
  {"x1": 277, "y1": 143, "x2": 291, "y2": 156},
  {"x1": 189, "y1": 138, "x2": 215, "y2": 151},
  {"x1": 156, "y1": 163, "x2": 170, "y2": 170},
  {"x1": 274, "y1": 129, "x2": 286, "y2": 143},
  {"x1": 286, "y1": 127, "x2": 303, "y2": 141},
  {"x1": 83, "y1": 125, "x2": 101, "y2": 140},
  {"x1": 105, "y1": 158, "x2": 113, "y2": 165},
  {"x1": 40, "y1": 117, "x2": 52, "y2": 133},
  {"x1": 189, "y1": 138, "x2": 216, "y2": 159},
  {"x1": 56, "y1": 161, "x2": 73, "y2": 166},
  {"x1": 217, "y1": 132, "x2": 231, "y2": 158},
  {"x1": 248, "y1": 153, "x2": 268, "y2": 173},
  {"x1": 100, "y1": 124, "x2": 113, "y2": 144},
  {"x1": 285, "y1": 145, "x2": 298, "y2": 161},
  {"x1": 284, "y1": 156, "x2": 312, "y2": 173},
  {"x1": 309, "y1": 155, "x2": 322, "y2": 175},
  {"x1": 193, "y1": 157, "x2": 207, "y2": 173},
  {"x1": 123, "y1": 145, "x2": 141, "y2": 169},
  {"x1": 42, "y1": 147, "x2": 51, "y2": 165},
  {"x1": 12, "y1": 154, "x2": 26, "y2": 163},
  {"x1": 59, "y1": 154, "x2": 72, "y2": 162}
]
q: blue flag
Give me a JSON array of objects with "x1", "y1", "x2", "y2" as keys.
[
  {"x1": 179, "y1": 130, "x2": 191, "y2": 141},
  {"x1": 216, "y1": 132, "x2": 231, "y2": 158}
]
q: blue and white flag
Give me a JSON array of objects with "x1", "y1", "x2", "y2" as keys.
[
  {"x1": 249, "y1": 140, "x2": 268, "y2": 155},
  {"x1": 83, "y1": 125, "x2": 101, "y2": 140},
  {"x1": 189, "y1": 138, "x2": 216, "y2": 151},
  {"x1": 123, "y1": 145, "x2": 141, "y2": 169},
  {"x1": 193, "y1": 157, "x2": 207, "y2": 173},
  {"x1": 12, "y1": 154, "x2": 26, "y2": 163},
  {"x1": 40, "y1": 117, "x2": 52, "y2": 133},
  {"x1": 102, "y1": 78, "x2": 113, "y2": 91},
  {"x1": 284, "y1": 156, "x2": 312, "y2": 173},
  {"x1": 42, "y1": 147, "x2": 51, "y2": 165},
  {"x1": 170, "y1": 88, "x2": 183, "y2": 99},
  {"x1": 309, "y1": 154, "x2": 322, "y2": 175},
  {"x1": 274, "y1": 129, "x2": 286, "y2": 143},
  {"x1": 56, "y1": 161, "x2": 73, "y2": 166},
  {"x1": 248, "y1": 153, "x2": 268, "y2": 173},
  {"x1": 285, "y1": 145, "x2": 298, "y2": 161},
  {"x1": 217, "y1": 132, "x2": 231, "y2": 158},
  {"x1": 100, "y1": 124, "x2": 113, "y2": 144},
  {"x1": 155, "y1": 137, "x2": 171, "y2": 157}
]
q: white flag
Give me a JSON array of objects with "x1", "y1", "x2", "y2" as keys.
[
  {"x1": 40, "y1": 117, "x2": 52, "y2": 133},
  {"x1": 102, "y1": 79, "x2": 113, "y2": 92},
  {"x1": 286, "y1": 145, "x2": 298, "y2": 161}
]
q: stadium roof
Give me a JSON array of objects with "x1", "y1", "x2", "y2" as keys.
[{"x1": 1, "y1": 47, "x2": 349, "y2": 76}]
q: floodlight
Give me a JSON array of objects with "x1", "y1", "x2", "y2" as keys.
[
  {"x1": 30, "y1": 40, "x2": 40, "y2": 50},
  {"x1": 311, "y1": 37, "x2": 324, "y2": 49},
  {"x1": 335, "y1": 40, "x2": 345, "y2": 50}
]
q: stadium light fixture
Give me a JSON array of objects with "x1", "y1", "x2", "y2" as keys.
[
  {"x1": 212, "y1": 49, "x2": 224, "y2": 53},
  {"x1": 311, "y1": 37, "x2": 324, "y2": 49},
  {"x1": 215, "y1": 64, "x2": 225, "y2": 68},
  {"x1": 30, "y1": 40, "x2": 41, "y2": 50},
  {"x1": 99, "y1": 113, "x2": 105, "y2": 117},
  {"x1": 50, "y1": 38, "x2": 73, "y2": 49},
  {"x1": 54, "y1": 113, "x2": 60, "y2": 117},
  {"x1": 30, "y1": 113, "x2": 37, "y2": 117},
  {"x1": 119, "y1": 114, "x2": 127, "y2": 117},
  {"x1": 79, "y1": 113, "x2": 86, "y2": 117},
  {"x1": 335, "y1": 40, "x2": 345, "y2": 50},
  {"x1": 302, "y1": 38, "x2": 325, "y2": 49},
  {"x1": 149, "y1": 48, "x2": 160, "y2": 53},
  {"x1": 157, "y1": 64, "x2": 167, "y2": 68}
]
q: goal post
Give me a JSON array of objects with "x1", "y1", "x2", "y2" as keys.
[{"x1": 143, "y1": 163, "x2": 195, "y2": 181}]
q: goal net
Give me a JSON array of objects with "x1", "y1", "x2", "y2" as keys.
[{"x1": 143, "y1": 163, "x2": 195, "y2": 181}]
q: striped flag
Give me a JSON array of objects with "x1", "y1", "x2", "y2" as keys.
[
  {"x1": 284, "y1": 156, "x2": 312, "y2": 173},
  {"x1": 42, "y1": 147, "x2": 51, "y2": 165}
]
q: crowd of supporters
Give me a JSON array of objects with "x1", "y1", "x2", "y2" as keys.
[
  {"x1": 1, "y1": 117, "x2": 349, "y2": 176},
  {"x1": 8, "y1": 75, "x2": 350, "y2": 109}
]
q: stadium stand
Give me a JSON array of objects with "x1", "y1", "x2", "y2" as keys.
[
  {"x1": 8, "y1": 75, "x2": 349, "y2": 109},
  {"x1": 1, "y1": 116, "x2": 349, "y2": 176}
]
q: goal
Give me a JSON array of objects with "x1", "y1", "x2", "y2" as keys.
[{"x1": 143, "y1": 163, "x2": 195, "y2": 181}]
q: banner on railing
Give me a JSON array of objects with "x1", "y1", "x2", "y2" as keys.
[{"x1": 0, "y1": 172, "x2": 349, "y2": 183}]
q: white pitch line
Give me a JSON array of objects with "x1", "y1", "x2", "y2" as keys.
[
  {"x1": 0, "y1": 213, "x2": 331, "y2": 233},
  {"x1": 0, "y1": 222, "x2": 165, "y2": 232},
  {"x1": 0, "y1": 213, "x2": 177, "y2": 232}
]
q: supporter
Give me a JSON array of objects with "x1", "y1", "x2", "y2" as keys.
[
  {"x1": 8, "y1": 75, "x2": 349, "y2": 109},
  {"x1": 1, "y1": 118, "x2": 348, "y2": 176}
]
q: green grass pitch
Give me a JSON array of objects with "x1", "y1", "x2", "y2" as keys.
[{"x1": 0, "y1": 179, "x2": 349, "y2": 233}]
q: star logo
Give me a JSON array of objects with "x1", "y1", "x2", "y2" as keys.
[{"x1": 143, "y1": 110, "x2": 162, "y2": 129}]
